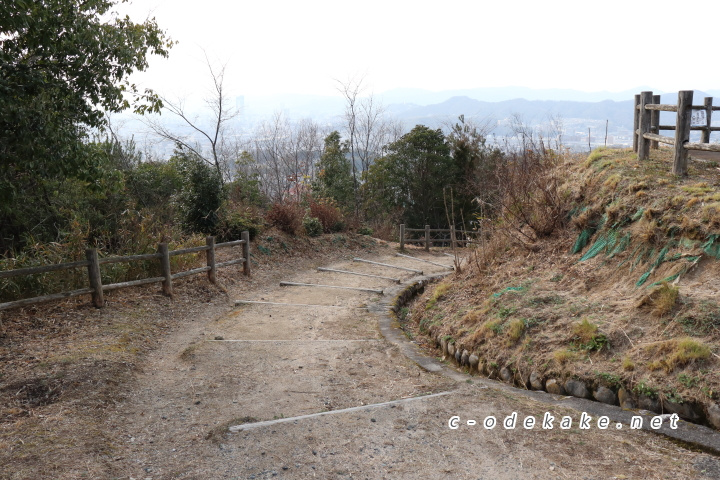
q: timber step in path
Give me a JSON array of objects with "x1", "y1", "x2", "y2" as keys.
[
  {"x1": 352, "y1": 257, "x2": 423, "y2": 274},
  {"x1": 228, "y1": 391, "x2": 455, "y2": 432},
  {"x1": 278, "y1": 281, "x2": 384, "y2": 294},
  {"x1": 316, "y1": 267, "x2": 401, "y2": 283},
  {"x1": 273, "y1": 256, "x2": 454, "y2": 297},
  {"x1": 234, "y1": 300, "x2": 365, "y2": 308},
  {"x1": 396, "y1": 253, "x2": 454, "y2": 269}
]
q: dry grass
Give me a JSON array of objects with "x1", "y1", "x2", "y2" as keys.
[
  {"x1": 603, "y1": 173, "x2": 621, "y2": 190},
  {"x1": 622, "y1": 356, "x2": 635, "y2": 371},
  {"x1": 425, "y1": 282, "x2": 451, "y2": 310},
  {"x1": 408, "y1": 147, "x2": 720, "y2": 417},
  {"x1": 460, "y1": 307, "x2": 488, "y2": 327},
  {"x1": 179, "y1": 342, "x2": 202, "y2": 360},
  {"x1": 572, "y1": 318, "x2": 598, "y2": 344},
  {"x1": 702, "y1": 202, "x2": 720, "y2": 228},
  {"x1": 633, "y1": 218, "x2": 660, "y2": 244},
  {"x1": 645, "y1": 337, "x2": 711, "y2": 373},
  {"x1": 553, "y1": 349, "x2": 576, "y2": 366},
  {"x1": 681, "y1": 182, "x2": 712, "y2": 196},
  {"x1": 636, "y1": 283, "x2": 680, "y2": 318},
  {"x1": 506, "y1": 319, "x2": 525, "y2": 343}
]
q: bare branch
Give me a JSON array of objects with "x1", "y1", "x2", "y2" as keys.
[{"x1": 143, "y1": 52, "x2": 240, "y2": 183}]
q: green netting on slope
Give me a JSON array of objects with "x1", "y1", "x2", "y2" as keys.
[
  {"x1": 641, "y1": 235, "x2": 718, "y2": 288},
  {"x1": 608, "y1": 232, "x2": 632, "y2": 258},
  {"x1": 636, "y1": 246, "x2": 670, "y2": 287},
  {"x1": 579, "y1": 229, "x2": 618, "y2": 262},
  {"x1": 572, "y1": 228, "x2": 596, "y2": 254},
  {"x1": 703, "y1": 234, "x2": 720, "y2": 259},
  {"x1": 681, "y1": 237, "x2": 698, "y2": 249},
  {"x1": 668, "y1": 253, "x2": 682, "y2": 262},
  {"x1": 492, "y1": 285, "x2": 528, "y2": 298},
  {"x1": 629, "y1": 246, "x2": 652, "y2": 272},
  {"x1": 631, "y1": 208, "x2": 645, "y2": 222},
  {"x1": 571, "y1": 214, "x2": 607, "y2": 255},
  {"x1": 648, "y1": 256, "x2": 701, "y2": 287},
  {"x1": 619, "y1": 245, "x2": 642, "y2": 269}
]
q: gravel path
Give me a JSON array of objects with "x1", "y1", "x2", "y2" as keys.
[{"x1": 107, "y1": 249, "x2": 719, "y2": 479}]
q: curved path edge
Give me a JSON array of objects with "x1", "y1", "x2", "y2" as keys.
[{"x1": 374, "y1": 272, "x2": 720, "y2": 456}]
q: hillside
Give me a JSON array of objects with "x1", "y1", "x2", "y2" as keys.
[
  {"x1": 408, "y1": 147, "x2": 720, "y2": 428},
  {"x1": 386, "y1": 96, "x2": 633, "y2": 131}
]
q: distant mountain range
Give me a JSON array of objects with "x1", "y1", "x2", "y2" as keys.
[
  {"x1": 379, "y1": 86, "x2": 650, "y2": 104},
  {"x1": 386, "y1": 96, "x2": 634, "y2": 130},
  {"x1": 240, "y1": 86, "x2": 720, "y2": 132}
]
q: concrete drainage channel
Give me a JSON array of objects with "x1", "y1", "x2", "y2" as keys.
[{"x1": 376, "y1": 271, "x2": 720, "y2": 455}]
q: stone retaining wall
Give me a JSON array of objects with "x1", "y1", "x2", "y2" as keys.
[{"x1": 391, "y1": 275, "x2": 720, "y2": 432}]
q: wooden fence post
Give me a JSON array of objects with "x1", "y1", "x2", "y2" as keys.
[
  {"x1": 399, "y1": 224, "x2": 405, "y2": 250},
  {"x1": 424, "y1": 225, "x2": 430, "y2": 252},
  {"x1": 702, "y1": 97, "x2": 713, "y2": 144},
  {"x1": 206, "y1": 236, "x2": 216, "y2": 284},
  {"x1": 241, "y1": 230, "x2": 251, "y2": 276},
  {"x1": 158, "y1": 243, "x2": 173, "y2": 297},
  {"x1": 650, "y1": 94, "x2": 660, "y2": 150},
  {"x1": 85, "y1": 248, "x2": 104, "y2": 308},
  {"x1": 633, "y1": 94, "x2": 641, "y2": 153},
  {"x1": 638, "y1": 91, "x2": 653, "y2": 160},
  {"x1": 674, "y1": 90, "x2": 694, "y2": 176}
]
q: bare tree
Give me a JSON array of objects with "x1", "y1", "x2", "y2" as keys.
[
  {"x1": 288, "y1": 118, "x2": 324, "y2": 185},
  {"x1": 248, "y1": 112, "x2": 289, "y2": 201},
  {"x1": 244, "y1": 113, "x2": 324, "y2": 202},
  {"x1": 146, "y1": 53, "x2": 239, "y2": 182},
  {"x1": 337, "y1": 76, "x2": 363, "y2": 216},
  {"x1": 355, "y1": 95, "x2": 406, "y2": 172},
  {"x1": 337, "y1": 76, "x2": 408, "y2": 217},
  {"x1": 355, "y1": 94, "x2": 384, "y2": 174}
]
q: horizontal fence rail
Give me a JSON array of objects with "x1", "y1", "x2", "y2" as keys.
[
  {"x1": 398, "y1": 224, "x2": 476, "y2": 251},
  {"x1": 633, "y1": 90, "x2": 720, "y2": 176},
  {"x1": 0, "y1": 231, "x2": 250, "y2": 311}
]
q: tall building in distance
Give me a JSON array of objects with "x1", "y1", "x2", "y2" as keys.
[{"x1": 235, "y1": 95, "x2": 245, "y2": 115}]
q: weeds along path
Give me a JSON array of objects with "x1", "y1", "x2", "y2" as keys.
[{"x1": 107, "y1": 248, "x2": 713, "y2": 479}]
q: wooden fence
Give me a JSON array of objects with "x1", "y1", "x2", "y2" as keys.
[
  {"x1": 0, "y1": 231, "x2": 250, "y2": 311},
  {"x1": 398, "y1": 224, "x2": 476, "y2": 251},
  {"x1": 633, "y1": 90, "x2": 720, "y2": 175}
]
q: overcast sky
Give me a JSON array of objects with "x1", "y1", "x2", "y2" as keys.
[{"x1": 118, "y1": 0, "x2": 720, "y2": 101}]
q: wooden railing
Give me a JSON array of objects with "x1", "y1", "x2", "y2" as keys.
[
  {"x1": 0, "y1": 231, "x2": 250, "y2": 311},
  {"x1": 398, "y1": 224, "x2": 475, "y2": 251},
  {"x1": 633, "y1": 90, "x2": 720, "y2": 175}
]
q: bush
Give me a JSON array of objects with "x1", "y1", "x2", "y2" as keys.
[
  {"x1": 303, "y1": 216, "x2": 323, "y2": 237},
  {"x1": 0, "y1": 217, "x2": 204, "y2": 302},
  {"x1": 173, "y1": 151, "x2": 225, "y2": 234},
  {"x1": 308, "y1": 197, "x2": 346, "y2": 233},
  {"x1": 265, "y1": 201, "x2": 303, "y2": 235},
  {"x1": 494, "y1": 146, "x2": 567, "y2": 244},
  {"x1": 215, "y1": 203, "x2": 264, "y2": 242}
]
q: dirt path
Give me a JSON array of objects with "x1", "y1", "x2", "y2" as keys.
[{"x1": 107, "y1": 249, "x2": 718, "y2": 479}]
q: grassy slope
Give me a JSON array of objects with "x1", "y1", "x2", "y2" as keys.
[{"x1": 412, "y1": 147, "x2": 720, "y2": 419}]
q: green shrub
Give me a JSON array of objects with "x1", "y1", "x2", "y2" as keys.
[
  {"x1": 571, "y1": 318, "x2": 609, "y2": 352},
  {"x1": 303, "y1": 216, "x2": 323, "y2": 237},
  {"x1": 215, "y1": 203, "x2": 264, "y2": 242},
  {"x1": 173, "y1": 151, "x2": 225, "y2": 234}
]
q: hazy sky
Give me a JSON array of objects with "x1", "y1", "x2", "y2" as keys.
[{"x1": 118, "y1": 0, "x2": 720, "y2": 101}]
